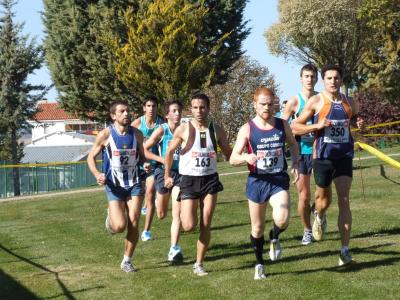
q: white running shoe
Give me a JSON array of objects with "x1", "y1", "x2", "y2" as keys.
[
  {"x1": 338, "y1": 249, "x2": 354, "y2": 266},
  {"x1": 301, "y1": 229, "x2": 313, "y2": 245},
  {"x1": 141, "y1": 230, "x2": 152, "y2": 241},
  {"x1": 193, "y1": 263, "x2": 208, "y2": 276},
  {"x1": 120, "y1": 261, "x2": 137, "y2": 273},
  {"x1": 254, "y1": 264, "x2": 267, "y2": 280},
  {"x1": 312, "y1": 214, "x2": 327, "y2": 241},
  {"x1": 168, "y1": 245, "x2": 183, "y2": 263},
  {"x1": 269, "y1": 239, "x2": 282, "y2": 261}
]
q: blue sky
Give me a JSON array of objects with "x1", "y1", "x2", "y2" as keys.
[{"x1": 14, "y1": 0, "x2": 314, "y2": 103}]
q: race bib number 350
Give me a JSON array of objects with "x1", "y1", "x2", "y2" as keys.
[{"x1": 324, "y1": 119, "x2": 349, "y2": 143}]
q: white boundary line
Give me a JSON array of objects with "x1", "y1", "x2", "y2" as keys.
[{"x1": 1, "y1": 153, "x2": 399, "y2": 203}]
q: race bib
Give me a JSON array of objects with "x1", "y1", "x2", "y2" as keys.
[
  {"x1": 191, "y1": 151, "x2": 217, "y2": 173},
  {"x1": 112, "y1": 149, "x2": 137, "y2": 171},
  {"x1": 323, "y1": 119, "x2": 349, "y2": 143},
  {"x1": 173, "y1": 146, "x2": 181, "y2": 161},
  {"x1": 256, "y1": 148, "x2": 284, "y2": 173}
]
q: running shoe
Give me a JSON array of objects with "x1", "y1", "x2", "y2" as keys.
[
  {"x1": 338, "y1": 249, "x2": 354, "y2": 266},
  {"x1": 168, "y1": 245, "x2": 184, "y2": 263},
  {"x1": 120, "y1": 261, "x2": 137, "y2": 273},
  {"x1": 301, "y1": 229, "x2": 313, "y2": 245},
  {"x1": 269, "y1": 239, "x2": 282, "y2": 261},
  {"x1": 193, "y1": 263, "x2": 208, "y2": 276},
  {"x1": 254, "y1": 264, "x2": 267, "y2": 280},
  {"x1": 141, "y1": 230, "x2": 152, "y2": 242},
  {"x1": 312, "y1": 214, "x2": 327, "y2": 241}
]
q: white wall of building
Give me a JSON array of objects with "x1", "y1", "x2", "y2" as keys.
[
  {"x1": 29, "y1": 121, "x2": 66, "y2": 140},
  {"x1": 27, "y1": 131, "x2": 94, "y2": 147}
]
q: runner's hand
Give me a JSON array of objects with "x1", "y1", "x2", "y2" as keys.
[
  {"x1": 96, "y1": 173, "x2": 106, "y2": 185},
  {"x1": 291, "y1": 164, "x2": 299, "y2": 184},
  {"x1": 245, "y1": 153, "x2": 257, "y2": 166},
  {"x1": 164, "y1": 176, "x2": 173, "y2": 189},
  {"x1": 143, "y1": 162, "x2": 152, "y2": 173}
]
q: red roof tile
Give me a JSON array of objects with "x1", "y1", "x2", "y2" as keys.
[{"x1": 33, "y1": 102, "x2": 78, "y2": 121}]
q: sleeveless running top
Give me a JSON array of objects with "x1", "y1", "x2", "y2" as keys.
[
  {"x1": 179, "y1": 122, "x2": 218, "y2": 176},
  {"x1": 138, "y1": 115, "x2": 163, "y2": 165},
  {"x1": 103, "y1": 125, "x2": 140, "y2": 188},
  {"x1": 247, "y1": 117, "x2": 288, "y2": 174},
  {"x1": 159, "y1": 123, "x2": 180, "y2": 170},
  {"x1": 293, "y1": 93, "x2": 313, "y2": 155},
  {"x1": 313, "y1": 92, "x2": 354, "y2": 159}
]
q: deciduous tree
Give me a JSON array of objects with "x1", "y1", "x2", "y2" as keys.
[
  {"x1": 205, "y1": 56, "x2": 278, "y2": 143},
  {"x1": 265, "y1": 0, "x2": 371, "y2": 95}
]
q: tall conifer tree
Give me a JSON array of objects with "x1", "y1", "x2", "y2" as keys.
[{"x1": 0, "y1": 0, "x2": 47, "y2": 195}]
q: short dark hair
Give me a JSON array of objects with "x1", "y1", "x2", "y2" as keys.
[
  {"x1": 142, "y1": 95, "x2": 159, "y2": 106},
  {"x1": 109, "y1": 100, "x2": 129, "y2": 114},
  {"x1": 163, "y1": 100, "x2": 183, "y2": 115},
  {"x1": 300, "y1": 63, "x2": 318, "y2": 77},
  {"x1": 191, "y1": 93, "x2": 210, "y2": 107},
  {"x1": 321, "y1": 64, "x2": 343, "y2": 79}
]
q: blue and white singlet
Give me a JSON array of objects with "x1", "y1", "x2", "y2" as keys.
[{"x1": 103, "y1": 126, "x2": 140, "y2": 188}]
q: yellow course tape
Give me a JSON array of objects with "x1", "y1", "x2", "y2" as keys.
[
  {"x1": 355, "y1": 141, "x2": 400, "y2": 169},
  {"x1": 352, "y1": 120, "x2": 400, "y2": 132},
  {"x1": 362, "y1": 134, "x2": 400, "y2": 137}
]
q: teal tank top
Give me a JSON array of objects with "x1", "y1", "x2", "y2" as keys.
[
  {"x1": 139, "y1": 115, "x2": 164, "y2": 166},
  {"x1": 159, "y1": 123, "x2": 180, "y2": 170},
  {"x1": 294, "y1": 93, "x2": 313, "y2": 155}
]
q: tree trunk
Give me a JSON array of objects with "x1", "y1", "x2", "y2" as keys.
[{"x1": 11, "y1": 128, "x2": 20, "y2": 196}]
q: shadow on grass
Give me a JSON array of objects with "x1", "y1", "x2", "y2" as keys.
[
  {"x1": 212, "y1": 221, "x2": 250, "y2": 231},
  {"x1": 0, "y1": 269, "x2": 39, "y2": 299},
  {"x1": 0, "y1": 244, "x2": 104, "y2": 300},
  {"x1": 380, "y1": 165, "x2": 400, "y2": 185},
  {"x1": 217, "y1": 199, "x2": 247, "y2": 205},
  {"x1": 270, "y1": 243, "x2": 400, "y2": 276},
  {"x1": 352, "y1": 226, "x2": 400, "y2": 239}
]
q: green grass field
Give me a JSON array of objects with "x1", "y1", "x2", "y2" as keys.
[{"x1": 1, "y1": 158, "x2": 400, "y2": 299}]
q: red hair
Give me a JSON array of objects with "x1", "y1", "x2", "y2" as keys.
[{"x1": 253, "y1": 86, "x2": 275, "y2": 101}]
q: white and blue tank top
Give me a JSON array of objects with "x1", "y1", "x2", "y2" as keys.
[{"x1": 103, "y1": 126, "x2": 140, "y2": 188}]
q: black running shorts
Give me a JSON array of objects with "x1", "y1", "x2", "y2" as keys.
[
  {"x1": 179, "y1": 173, "x2": 223, "y2": 200},
  {"x1": 313, "y1": 158, "x2": 353, "y2": 188}
]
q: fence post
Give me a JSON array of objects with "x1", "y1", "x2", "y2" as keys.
[
  {"x1": 3, "y1": 162, "x2": 7, "y2": 197},
  {"x1": 46, "y1": 165, "x2": 49, "y2": 192}
]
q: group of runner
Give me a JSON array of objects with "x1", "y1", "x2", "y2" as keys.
[{"x1": 87, "y1": 64, "x2": 365, "y2": 279}]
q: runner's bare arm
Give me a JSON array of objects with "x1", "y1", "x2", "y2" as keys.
[
  {"x1": 283, "y1": 120, "x2": 300, "y2": 183},
  {"x1": 230, "y1": 124, "x2": 257, "y2": 166},
  {"x1": 134, "y1": 128, "x2": 147, "y2": 165},
  {"x1": 282, "y1": 96, "x2": 298, "y2": 121},
  {"x1": 131, "y1": 117, "x2": 141, "y2": 129},
  {"x1": 87, "y1": 128, "x2": 109, "y2": 185},
  {"x1": 215, "y1": 124, "x2": 232, "y2": 160},
  {"x1": 144, "y1": 126, "x2": 164, "y2": 164},
  {"x1": 291, "y1": 95, "x2": 328, "y2": 135}
]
